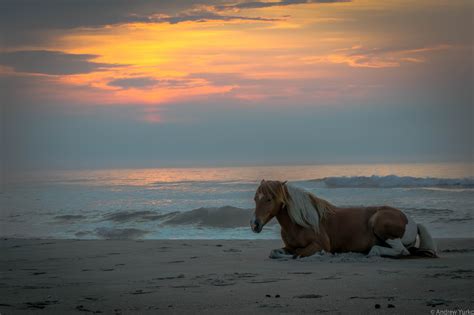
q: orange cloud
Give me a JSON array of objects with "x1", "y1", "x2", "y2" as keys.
[
  {"x1": 2, "y1": 0, "x2": 466, "y2": 123},
  {"x1": 301, "y1": 44, "x2": 453, "y2": 68}
]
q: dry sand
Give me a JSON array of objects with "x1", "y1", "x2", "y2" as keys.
[{"x1": 1, "y1": 238, "x2": 473, "y2": 314}]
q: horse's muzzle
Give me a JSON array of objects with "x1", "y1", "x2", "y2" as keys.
[{"x1": 250, "y1": 217, "x2": 263, "y2": 233}]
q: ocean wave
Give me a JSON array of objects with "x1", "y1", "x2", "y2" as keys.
[
  {"x1": 98, "y1": 206, "x2": 256, "y2": 228},
  {"x1": 162, "y1": 206, "x2": 255, "y2": 228},
  {"x1": 103, "y1": 210, "x2": 177, "y2": 223},
  {"x1": 309, "y1": 175, "x2": 474, "y2": 188}
]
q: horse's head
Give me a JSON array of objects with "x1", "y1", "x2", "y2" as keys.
[{"x1": 251, "y1": 179, "x2": 287, "y2": 233}]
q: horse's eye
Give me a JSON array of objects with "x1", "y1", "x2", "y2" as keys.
[{"x1": 266, "y1": 198, "x2": 272, "y2": 202}]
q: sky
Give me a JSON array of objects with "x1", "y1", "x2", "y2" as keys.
[{"x1": 1, "y1": 0, "x2": 472, "y2": 171}]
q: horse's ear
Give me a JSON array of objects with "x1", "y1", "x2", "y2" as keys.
[
  {"x1": 260, "y1": 179, "x2": 265, "y2": 185},
  {"x1": 281, "y1": 181, "x2": 287, "y2": 185}
]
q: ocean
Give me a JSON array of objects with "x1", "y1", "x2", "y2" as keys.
[{"x1": 1, "y1": 163, "x2": 473, "y2": 240}]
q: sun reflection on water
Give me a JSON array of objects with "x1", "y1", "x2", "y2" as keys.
[{"x1": 13, "y1": 163, "x2": 474, "y2": 186}]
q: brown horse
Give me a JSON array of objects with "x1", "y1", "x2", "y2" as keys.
[{"x1": 251, "y1": 180, "x2": 437, "y2": 258}]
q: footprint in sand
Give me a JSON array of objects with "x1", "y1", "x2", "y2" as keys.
[
  {"x1": 76, "y1": 304, "x2": 103, "y2": 313},
  {"x1": 247, "y1": 278, "x2": 289, "y2": 284},
  {"x1": 318, "y1": 275, "x2": 341, "y2": 280},
  {"x1": 349, "y1": 296, "x2": 394, "y2": 300},
  {"x1": 294, "y1": 294, "x2": 324, "y2": 299},
  {"x1": 130, "y1": 289, "x2": 152, "y2": 295},
  {"x1": 426, "y1": 298, "x2": 451, "y2": 307},
  {"x1": 171, "y1": 284, "x2": 201, "y2": 288},
  {"x1": 223, "y1": 248, "x2": 241, "y2": 253},
  {"x1": 377, "y1": 269, "x2": 401, "y2": 274},
  {"x1": 428, "y1": 269, "x2": 473, "y2": 279},
  {"x1": 153, "y1": 274, "x2": 185, "y2": 280},
  {"x1": 22, "y1": 285, "x2": 52, "y2": 289},
  {"x1": 205, "y1": 279, "x2": 236, "y2": 286},
  {"x1": 25, "y1": 300, "x2": 59, "y2": 309}
]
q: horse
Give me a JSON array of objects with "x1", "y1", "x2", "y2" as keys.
[{"x1": 250, "y1": 180, "x2": 438, "y2": 259}]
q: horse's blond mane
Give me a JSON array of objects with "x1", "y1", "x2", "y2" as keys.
[
  {"x1": 258, "y1": 181, "x2": 334, "y2": 231},
  {"x1": 284, "y1": 184, "x2": 334, "y2": 231}
]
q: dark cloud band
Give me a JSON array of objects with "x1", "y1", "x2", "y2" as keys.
[
  {"x1": 152, "y1": 10, "x2": 279, "y2": 24},
  {"x1": 215, "y1": 0, "x2": 349, "y2": 11},
  {"x1": 0, "y1": 50, "x2": 120, "y2": 75}
]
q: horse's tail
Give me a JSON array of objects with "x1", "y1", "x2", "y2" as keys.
[{"x1": 412, "y1": 224, "x2": 438, "y2": 258}]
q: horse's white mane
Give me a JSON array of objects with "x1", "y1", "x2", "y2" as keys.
[{"x1": 285, "y1": 184, "x2": 331, "y2": 231}]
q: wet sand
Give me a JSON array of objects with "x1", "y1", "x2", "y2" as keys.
[{"x1": 1, "y1": 238, "x2": 473, "y2": 314}]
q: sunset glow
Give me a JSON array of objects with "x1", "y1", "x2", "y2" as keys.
[
  {"x1": 2, "y1": 0, "x2": 471, "y2": 169},
  {"x1": 3, "y1": 0, "x2": 470, "y2": 120}
]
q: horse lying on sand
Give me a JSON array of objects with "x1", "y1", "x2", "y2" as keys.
[{"x1": 250, "y1": 180, "x2": 437, "y2": 259}]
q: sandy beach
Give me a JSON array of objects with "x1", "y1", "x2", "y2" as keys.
[{"x1": 1, "y1": 238, "x2": 473, "y2": 314}]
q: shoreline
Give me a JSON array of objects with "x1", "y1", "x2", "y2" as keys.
[{"x1": 1, "y1": 238, "x2": 473, "y2": 314}]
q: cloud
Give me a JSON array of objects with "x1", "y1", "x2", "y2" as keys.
[
  {"x1": 215, "y1": 0, "x2": 349, "y2": 11},
  {"x1": 0, "y1": 1, "x2": 170, "y2": 30},
  {"x1": 151, "y1": 10, "x2": 279, "y2": 24},
  {"x1": 0, "y1": 1, "x2": 279, "y2": 47},
  {"x1": 108, "y1": 77, "x2": 159, "y2": 89},
  {"x1": 0, "y1": 50, "x2": 120, "y2": 75},
  {"x1": 0, "y1": 0, "x2": 337, "y2": 33},
  {"x1": 302, "y1": 45, "x2": 452, "y2": 68},
  {"x1": 108, "y1": 77, "x2": 203, "y2": 90}
]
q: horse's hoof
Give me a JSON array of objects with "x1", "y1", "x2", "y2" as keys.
[
  {"x1": 269, "y1": 249, "x2": 292, "y2": 259},
  {"x1": 269, "y1": 250, "x2": 282, "y2": 259}
]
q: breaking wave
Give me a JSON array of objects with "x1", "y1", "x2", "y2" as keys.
[
  {"x1": 309, "y1": 175, "x2": 474, "y2": 189},
  {"x1": 99, "y1": 206, "x2": 262, "y2": 228},
  {"x1": 162, "y1": 206, "x2": 254, "y2": 228},
  {"x1": 103, "y1": 210, "x2": 175, "y2": 223}
]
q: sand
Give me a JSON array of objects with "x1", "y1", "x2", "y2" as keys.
[{"x1": 1, "y1": 238, "x2": 473, "y2": 314}]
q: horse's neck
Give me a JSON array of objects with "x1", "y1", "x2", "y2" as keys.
[{"x1": 275, "y1": 207, "x2": 293, "y2": 231}]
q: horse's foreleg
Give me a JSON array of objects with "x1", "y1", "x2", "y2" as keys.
[
  {"x1": 269, "y1": 247, "x2": 293, "y2": 259},
  {"x1": 368, "y1": 238, "x2": 410, "y2": 257},
  {"x1": 293, "y1": 243, "x2": 321, "y2": 258}
]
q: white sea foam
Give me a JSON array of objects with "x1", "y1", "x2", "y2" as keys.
[{"x1": 311, "y1": 175, "x2": 474, "y2": 188}]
